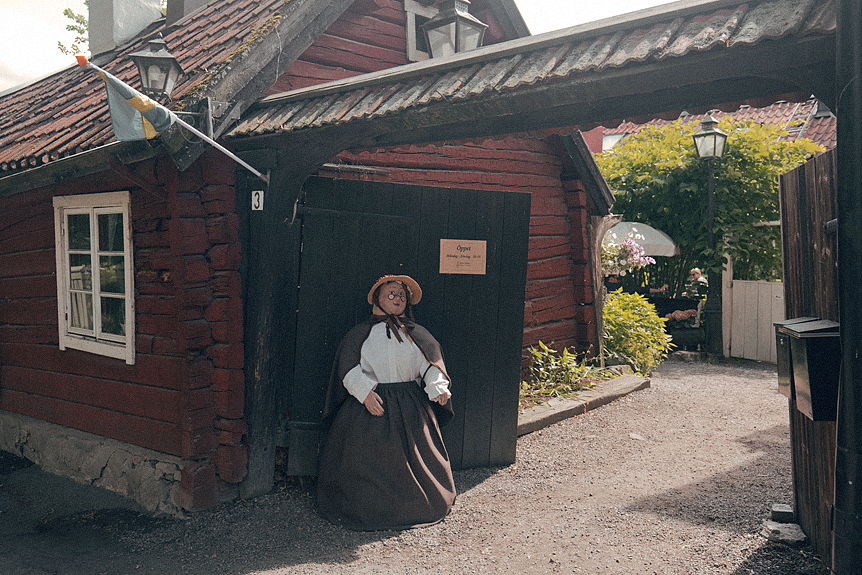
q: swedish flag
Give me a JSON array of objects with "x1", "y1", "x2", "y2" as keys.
[{"x1": 78, "y1": 55, "x2": 175, "y2": 141}]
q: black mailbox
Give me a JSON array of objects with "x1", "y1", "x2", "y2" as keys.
[
  {"x1": 778, "y1": 319, "x2": 840, "y2": 421},
  {"x1": 774, "y1": 317, "x2": 818, "y2": 399}
]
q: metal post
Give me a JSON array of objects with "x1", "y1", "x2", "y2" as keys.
[{"x1": 704, "y1": 159, "x2": 722, "y2": 356}]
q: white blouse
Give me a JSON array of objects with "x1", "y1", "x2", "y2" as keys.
[{"x1": 343, "y1": 322, "x2": 450, "y2": 403}]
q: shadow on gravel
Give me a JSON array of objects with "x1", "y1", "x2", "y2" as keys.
[
  {"x1": 729, "y1": 542, "x2": 830, "y2": 575},
  {"x1": 623, "y1": 424, "x2": 829, "y2": 575},
  {"x1": 1, "y1": 448, "x2": 506, "y2": 575}
]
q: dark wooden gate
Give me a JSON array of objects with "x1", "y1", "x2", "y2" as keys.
[
  {"x1": 778, "y1": 148, "x2": 838, "y2": 562},
  {"x1": 282, "y1": 176, "x2": 531, "y2": 476}
]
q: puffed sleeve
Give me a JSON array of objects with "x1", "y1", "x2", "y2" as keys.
[
  {"x1": 342, "y1": 363, "x2": 377, "y2": 403},
  {"x1": 421, "y1": 363, "x2": 450, "y2": 401}
]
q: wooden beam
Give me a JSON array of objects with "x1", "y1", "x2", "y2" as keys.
[
  {"x1": 236, "y1": 135, "x2": 369, "y2": 499},
  {"x1": 171, "y1": 0, "x2": 357, "y2": 171}
]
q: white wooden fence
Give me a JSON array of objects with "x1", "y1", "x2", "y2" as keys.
[{"x1": 722, "y1": 273, "x2": 785, "y2": 363}]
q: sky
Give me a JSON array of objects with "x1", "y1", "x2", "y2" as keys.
[{"x1": 0, "y1": 0, "x2": 672, "y2": 93}]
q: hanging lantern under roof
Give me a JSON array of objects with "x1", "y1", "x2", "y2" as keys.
[{"x1": 420, "y1": 0, "x2": 488, "y2": 59}]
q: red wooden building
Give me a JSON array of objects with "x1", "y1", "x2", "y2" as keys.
[
  {"x1": 0, "y1": 0, "x2": 614, "y2": 513},
  {"x1": 0, "y1": 0, "x2": 842, "y2": 524}
]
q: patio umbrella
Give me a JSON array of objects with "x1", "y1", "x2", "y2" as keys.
[{"x1": 606, "y1": 222, "x2": 679, "y2": 257}]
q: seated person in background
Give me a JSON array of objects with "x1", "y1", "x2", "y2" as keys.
[
  {"x1": 604, "y1": 274, "x2": 668, "y2": 295},
  {"x1": 683, "y1": 268, "x2": 708, "y2": 297}
]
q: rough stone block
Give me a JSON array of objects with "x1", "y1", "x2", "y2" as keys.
[
  {"x1": 771, "y1": 503, "x2": 795, "y2": 523},
  {"x1": 761, "y1": 520, "x2": 807, "y2": 546}
]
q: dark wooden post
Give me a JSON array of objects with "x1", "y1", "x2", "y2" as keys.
[{"x1": 832, "y1": 0, "x2": 862, "y2": 572}]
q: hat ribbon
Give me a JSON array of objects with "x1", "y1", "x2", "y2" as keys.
[{"x1": 371, "y1": 314, "x2": 414, "y2": 344}]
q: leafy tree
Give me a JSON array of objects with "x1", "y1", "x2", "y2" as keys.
[
  {"x1": 58, "y1": 1, "x2": 89, "y2": 56},
  {"x1": 596, "y1": 117, "x2": 823, "y2": 294}
]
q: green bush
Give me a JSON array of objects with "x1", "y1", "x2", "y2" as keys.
[{"x1": 603, "y1": 289, "x2": 673, "y2": 374}]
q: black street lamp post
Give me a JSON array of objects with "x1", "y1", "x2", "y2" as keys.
[{"x1": 692, "y1": 113, "x2": 728, "y2": 356}]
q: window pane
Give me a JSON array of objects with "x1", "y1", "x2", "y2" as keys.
[
  {"x1": 100, "y1": 255, "x2": 125, "y2": 294},
  {"x1": 101, "y1": 297, "x2": 126, "y2": 336},
  {"x1": 68, "y1": 213, "x2": 91, "y2": 250},
  {"x1": 69, "y1": 254, "x2": 92, "y2": 290},
  {"x1": 98, "y1": 213, "x2": 124, "y2": 252},
  {"x1": 70, "y1": 293, "x2": 93, "y2": 331}
]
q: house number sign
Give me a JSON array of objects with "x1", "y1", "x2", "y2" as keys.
[
  {"x1": 439, "y1": 239, "x2": 486, "y2": 275},
  {"x1": 251, "y1": 190, "x2": 264, "y2": 211}
]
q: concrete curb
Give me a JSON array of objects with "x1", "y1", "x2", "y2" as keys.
[{"x1": 517, "y1": 374, "x2": 651, "y2": 436}]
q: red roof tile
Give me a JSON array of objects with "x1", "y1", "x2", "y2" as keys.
[
  {"x1": 601, "y1": 97, "x2": 835, "y2": 151},
  {"x1": 0, "y1": 0, "x2": 285, "y2": 174}
]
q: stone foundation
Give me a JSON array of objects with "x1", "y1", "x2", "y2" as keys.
[{"x1": 0, "y1": 410, "x2": 185, "y2": 516}]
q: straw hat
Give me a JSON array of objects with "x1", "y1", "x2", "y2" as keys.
[{"x1": 367, "y1": 275, "x2": 422, "y2": 305}]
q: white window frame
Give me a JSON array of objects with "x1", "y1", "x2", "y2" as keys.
[
  {"x1": 53, "y1": 191, "x2": 135, "y2": 365},
  {"x1": 405, "y1": 0, "x2": 439, "y2": 62}
]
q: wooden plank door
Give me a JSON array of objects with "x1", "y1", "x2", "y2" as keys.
[{"x1": 283, "y1": 176, "x2": 530, "y2": 475}]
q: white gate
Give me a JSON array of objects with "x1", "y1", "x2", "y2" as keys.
[{"x1": 723, "y1": 276, "x2": 784, "y2": 363}]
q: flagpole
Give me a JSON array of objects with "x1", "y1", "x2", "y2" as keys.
[
  {"x1": 172, "y1": 114, "x2": 270, "y2": 185},
  {"x1": 78, "y1": 56, "x2": 269, "y2": 186}
]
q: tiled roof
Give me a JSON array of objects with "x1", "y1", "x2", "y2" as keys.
[
  {"x1": 230, "y1": 0, "x2": 836, "y2": 140},
  {"x1": 0, "y1": 0, "x2": 837, "y2": 179},
  {"x1": 0, "y1": 0, "x2": 529, "y2": 180},
  {"x1": 0, "y1": 0, "x2": 287, "y2": 175},
  {"x1": 603, "y1": 98, "x2": 837, "y2": 150}
]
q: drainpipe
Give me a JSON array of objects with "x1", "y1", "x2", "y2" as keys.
[{"x1": 832, "y1": 0, "x2": 862, "y2": 573}]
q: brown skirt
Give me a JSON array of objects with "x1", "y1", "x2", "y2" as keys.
[{"x1": 316, "y1": 381, "x2": 456, "y2": 531}]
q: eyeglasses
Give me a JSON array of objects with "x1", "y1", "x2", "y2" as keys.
[{"x1": 387, "y1": 291, "x2": 407, "y2": 301}]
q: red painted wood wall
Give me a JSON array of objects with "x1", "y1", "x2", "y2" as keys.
[
  {"x1": 263, "y1": 0, "x2": 513, "y2": 96},
  {"x1": 320, "y1": 136, "x2": 600, "y2": 357},
  {"x1": 0, "y1": 148, "x2": 246, "y2": 510}
]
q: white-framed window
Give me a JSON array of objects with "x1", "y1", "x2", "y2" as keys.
[
  {"x1": 53, "y1": 191, "x2": 135, "y2": 365},
  {"x1": 405, "y1": 0, "x2": 438, "y2": 62}
]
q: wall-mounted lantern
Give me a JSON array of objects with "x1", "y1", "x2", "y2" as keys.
[
  {"x1": 420, "y1": 0, "x2": 488, "y2": 59},
  {"x1": 129, "y1": 37, "x2": 183, "y2": 99}
]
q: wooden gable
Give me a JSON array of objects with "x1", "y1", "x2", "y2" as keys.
[{"x1": 264, "y1": 0, "x2": 526, "y2": 96}]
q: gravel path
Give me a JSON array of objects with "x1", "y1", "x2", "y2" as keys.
[{"x1": 1, "y1": 355, "x2": 830, "y2": 574}]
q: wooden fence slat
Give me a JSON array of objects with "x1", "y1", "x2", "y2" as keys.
[
  {"x1": 743, "y1": 283, "x2": 759, "y2": 360},
  {"x1": 727, "y1": 279, "x2": 785, "y2": 363},
  {"x1": 756, "y1": 283, "x2": 772, "y2": 362}
]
